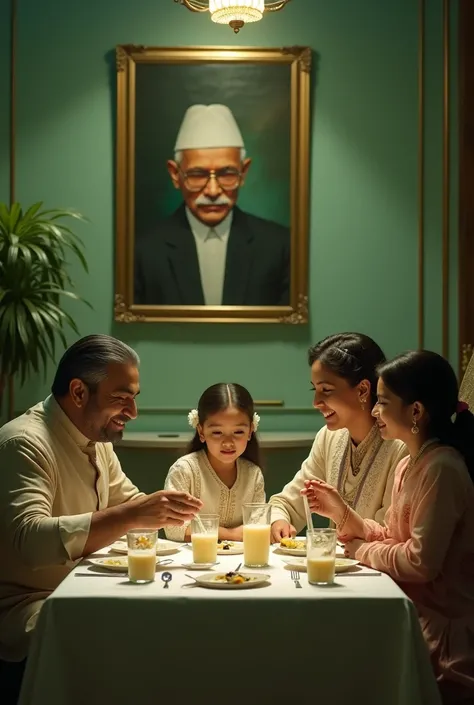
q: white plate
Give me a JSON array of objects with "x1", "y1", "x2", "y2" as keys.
[
  {"x1": 275, "y1": 538, "x2": 307, "y2": 557},
  {"x1": 89, "y1": 557, "x2": 166, "y2": 572},
  {"x1": 282, "y1": 557, "x2": 359, "y2": 573},
  {"x1": 334, "y1": 558, "x2": 359, "y2": 573},
  {"x1": 192, "y1": 571, "x2": 270, "y2": 590},
  {"x1": 181, "y1": 562, "x2": 219, "y2": 571},
  {"x1": 276, "y1": 540, "x2": 345, "y2": 558},
  {"x1": 109, "y1": 539, "x2": 180, "y2": 557},
  {"x1": 89, "y1": 557, "x2": 129, "y2": 572},
  {"x1": 216, "y1": 541, "x2": 244, "y2": 556}
]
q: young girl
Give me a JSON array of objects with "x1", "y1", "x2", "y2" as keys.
[
  {"x1": 303, "y1": 350, "x2": 474, "y2": 705},
  {"x1": 163, "y1": 383, "x2": 265, "y2": 542},
  {"x1": 270, "y1": 332, "x2": 408, "y2": 542}
]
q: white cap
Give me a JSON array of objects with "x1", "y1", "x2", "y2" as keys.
[{"x1": 174, "y1": 104, "x2": 244, "y2": 151}]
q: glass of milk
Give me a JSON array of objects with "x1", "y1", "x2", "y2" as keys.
[
  {"x1": 242, "y1": 503, "x2": 271, "y2": 567},
  {"x1": 306, "y1": 528, "x2": 337, "y2": 586},
  {"x1": 191, "y1": 514, "x2": 219, "y2": 564},
  {"x1": 127, "y1": 529, "x2": 158, "y2": 584}
]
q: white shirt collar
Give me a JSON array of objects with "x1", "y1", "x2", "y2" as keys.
[{"x1": 185, "y1": 207, "x2": 233, "y2": 241}]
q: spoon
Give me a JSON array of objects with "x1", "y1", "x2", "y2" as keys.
[
  {"x1": 161, "y1": 571, "x2": 172, "y2": 589},
  {"x1": 234, "y1": 563, "x2": 242, "y2": 573}
]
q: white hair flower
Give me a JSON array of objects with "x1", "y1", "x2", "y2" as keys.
[
  {"x1": 188, "y1": 409, "x2": 199, "y2": 429},
  {"x1": 188, "y1": 408, "x2": 259, "y2": 431},
  {"x1": 252, "y1": 412, "x2": 260, "y2": 432}
]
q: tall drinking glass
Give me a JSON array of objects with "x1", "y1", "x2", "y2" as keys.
[
  {"x1": 243, "y1": 503, "x2": 271, "y2": 567},
  {"x1": 127, "y1": 529, "x2": 157, "y2": 584},
  {"x1": 307, "y1": 528, "x2": 337, "y2": 585},
  {"x1": 191, "y1": 514, "x2": 219, "y2": 564}
]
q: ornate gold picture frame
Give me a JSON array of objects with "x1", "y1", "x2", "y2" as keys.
[{"x1": 115, "y1": 45, "x2": 311, "y2": 323}]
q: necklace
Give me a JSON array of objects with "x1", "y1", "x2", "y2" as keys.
[
  {"x1": 350, "y1": 444, "x2": 363, "y2": 477},
  {"x1": 406, "y1": 438, "x2": 439, "y2": 472},
  {"x1": 337, "y1": 425, "x2": 383, "y2": 509},
  {"x1": 348, "y1": 424, "x2": 379, "y2": 478}
]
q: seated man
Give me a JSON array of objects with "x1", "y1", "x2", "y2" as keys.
[{"x1": 0, "y1": 334, "x2": 201, "y2": 695}]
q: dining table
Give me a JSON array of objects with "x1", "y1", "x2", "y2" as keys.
[{"x1": 18, "y1": 540, "x2": 441, "y2": 705}]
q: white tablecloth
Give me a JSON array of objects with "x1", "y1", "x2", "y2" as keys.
[{"x1": 19, "y1": 544, "x2": 441, "y2": 705}]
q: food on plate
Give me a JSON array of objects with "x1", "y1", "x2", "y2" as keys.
[
  {"x1": 280, "y1": 538, "x2": 306, "y2": 550},
  {"x1": 217, "y1": 540, "x2": 235, "y2": 551},
  {"x1": 215, "y1": 571, "x2": 250, "y2": 585},
  {"x1": 102, "y1": 559, "x2": 127, "y2": 566}
]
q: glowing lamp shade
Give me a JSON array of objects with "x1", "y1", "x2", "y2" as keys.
[
  {"x1": 174, "y1": 0, "x2": 291, "y2": 33},
  {"x1": 209, "y1": 0, "x2": 265, "y2": 27}
]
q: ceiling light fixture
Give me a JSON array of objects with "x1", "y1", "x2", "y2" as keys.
[{"x1": 174, "y1": 0, "x2": 291, "y2": 34}]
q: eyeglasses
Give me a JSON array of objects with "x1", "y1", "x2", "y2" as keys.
[{"x1": 179, "y1": 167, "x2": 242, "y2": 192}]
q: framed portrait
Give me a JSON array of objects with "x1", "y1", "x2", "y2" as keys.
[{"x1": 114, "y1": 45, "x2": 311, "y2": 324}]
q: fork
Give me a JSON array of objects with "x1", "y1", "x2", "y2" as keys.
[{"x1": 291, "y1": 570, "x2": 302, "y2": 588}]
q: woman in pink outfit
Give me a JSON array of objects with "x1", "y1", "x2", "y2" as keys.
[{"x1": 303, "y1": 350, "x2": 474, "y2": 705}]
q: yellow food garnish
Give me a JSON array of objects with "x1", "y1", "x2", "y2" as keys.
[
  {"x1": 217, "y1": 541, "x2": 234, "y2": 550},
  {"x1": 104, "y1": 559, "x2": 125, "y2": 566},
  {"x1": 215, "y1": 571, "x2": 250, "y2": 584},
  {"x1": 280, "y1": 538, "x2": 305, "y2": 550}
]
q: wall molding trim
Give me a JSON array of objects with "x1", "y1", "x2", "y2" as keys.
[
  {"x1": 137, "y1": 406, "x2": 315, "y2": 415},
  {"x1": 442, "y1": 0, "x2": 451, "y2": 357},
  {"x1": 418, "y1": 0, "x2": 425, "y2": 348}
]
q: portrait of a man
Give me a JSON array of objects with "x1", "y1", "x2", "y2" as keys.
[
  {"x1": 134, "y1": 104, "x2": 290, "y2": 307},
  {"x1": 114, "y1": 46, "x2": 310, "y2": 323}
]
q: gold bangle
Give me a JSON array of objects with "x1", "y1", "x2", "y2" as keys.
[{"x1": 337, "y1": 504, "x2": 350, "y2": 533}]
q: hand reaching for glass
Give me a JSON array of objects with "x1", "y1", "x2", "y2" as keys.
[
  {"x1": 134, "y1": 490, "x2": 203, "y2": 528},
  {"x1": 301, "y1": 479, "x2": 347, "y2": 525}
]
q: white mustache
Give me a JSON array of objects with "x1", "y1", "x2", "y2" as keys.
[{"x1": 194, "y1": 194, "x2": 232, "y2": 206}]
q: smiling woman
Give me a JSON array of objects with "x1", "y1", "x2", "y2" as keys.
[
  {"x1": 373, "y1": 350, "x2": 474, "y2": 480},
  {"x1": 268, "y1": 333, "x2": 409, "y2": 542},
  {"x1": 304, "y1": 351, "x2": 474, "y2": 704},
  {"x1": 308, "y1": 333, "x2": 384, "y2": 443}
]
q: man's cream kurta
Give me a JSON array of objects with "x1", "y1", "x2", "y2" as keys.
[
  {"x1": 269, "y1": 424, "x2": 408, "y2": 530},
  {"x1": 0, "y1": 396, "x2": 141, "y2": 661}
]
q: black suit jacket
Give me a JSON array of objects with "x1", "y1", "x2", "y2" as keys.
[{"x1": 134, "y1": 205, "x2": 290, "y2": 306}]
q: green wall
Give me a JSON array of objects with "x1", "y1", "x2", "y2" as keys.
[
  {"x1": 0, "y1": 0, "x2": 458, "y2": 489},
  {"x1": 0, "y1": 2, "x2": 11, "y2": 204}
]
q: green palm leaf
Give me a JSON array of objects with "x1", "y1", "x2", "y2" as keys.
[{"x1": 0, "y1": 201, "x2": 91, "y2": 391}]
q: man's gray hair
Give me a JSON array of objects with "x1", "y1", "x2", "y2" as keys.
[
  {"x1": 51, "y1": 334, "x2": 139, "y2": 397},
  {"x1": 174, "y1": 148, "x2": 246, "y2": 164}
]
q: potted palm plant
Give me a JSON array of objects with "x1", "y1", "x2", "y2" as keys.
[{"x1": 0, "y1": 201, "x2": 90, "y2": 420}]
